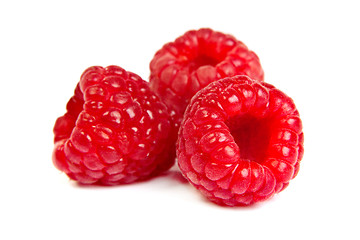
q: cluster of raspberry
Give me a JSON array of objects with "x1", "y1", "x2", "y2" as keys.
[{"x1": 53, "y1": 28, "x2": 304, "y2": 206}]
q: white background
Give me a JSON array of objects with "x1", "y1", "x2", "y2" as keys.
[{"x1": 1, "y1": 0, "x2": 359, "y2": 239}]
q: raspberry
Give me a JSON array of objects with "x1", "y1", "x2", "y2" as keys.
[
  {"x1": 149, "y1": 28, "x2": 264, "y2": 127},
  {"x1": 53, "y1": 65, "x2": 176, "y2": 185},
  {"x1": 176, "y1": 75, "x2": 304, "y2": 206}
]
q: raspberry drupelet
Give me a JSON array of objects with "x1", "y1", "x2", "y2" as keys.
[
  {"x1": 53, "y1": 66, "x2": 176, "y2": 185},
  {"x1": 176, "y1": 75, "x2": 304, "y2": 206},
  {"x1": 149, "y1": 28, "x2": 264, "y2": 127}
]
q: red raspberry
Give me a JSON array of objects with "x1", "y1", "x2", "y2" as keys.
[
  {"x1": 149, "y1": 28, "x2": 264, "y2": 127},
  {"x1": 176, "y1": 76, "x2": 304, "y2": 206},
  {"x1": 53, "y1": 66, "x2": 176, "y2": 185}
]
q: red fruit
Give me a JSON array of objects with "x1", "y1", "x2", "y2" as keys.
[
  {"x1": 53, "y1": 66, "x2": 176, "y2": 185},
  {"x1": 176, "y1": 75, "x2": 304, "y2": 206},
  {"x1": 149, "y1": 28, "x2": 264, "y2": 127}
]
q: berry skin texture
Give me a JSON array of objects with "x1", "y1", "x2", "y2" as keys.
[
  {"x1": 176, "y1": 76, "x2": 304, "y2": 206},
  {"x1": 149, "y1": 28, "x2": 264, "y2": 127},
  {"x1": 53, "y1": 66, "x2": 176, "y2": 185}
]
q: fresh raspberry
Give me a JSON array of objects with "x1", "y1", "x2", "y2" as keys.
[
  {"x1": 149, "y1": 28, "x2": 264, "y2": 127},
  {"x1": 176, "y1": 76, "x2": 304, "y2": 206},
  {"x1": 53, "y1": 65, "x2": 176, "y2": 185}
]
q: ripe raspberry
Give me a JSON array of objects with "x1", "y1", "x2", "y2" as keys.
[
  {"x1": 149, "y1": 28, "x2": 264, "y2": 127},
  {"x1": 177, "y1": 76, "x2": 304, "y2": 206},
  {"x1": 53, "y1": 65, "x2": 176, "y2": 185}
]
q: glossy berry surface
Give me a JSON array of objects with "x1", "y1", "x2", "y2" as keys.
[
  {"x1": 149, "y1": 28, "x2": 264, "y2": 127},
  {"x1": 176, "y1": 76, "x2": 304, "y2": 206},
  {"x1": 53, "y1": 66, "x2": 176, "y2": 185}
]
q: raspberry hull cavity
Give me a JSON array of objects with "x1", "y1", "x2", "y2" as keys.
[
  {"x1": 53, "y1": 66, "x2": 176, "y2": 185},
  {"x1": 176, "y1": 76, "x2": 304, "y2": 206},
  {"x1": 149, "y1": 28, "x2": 264, "y2": 127}
]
